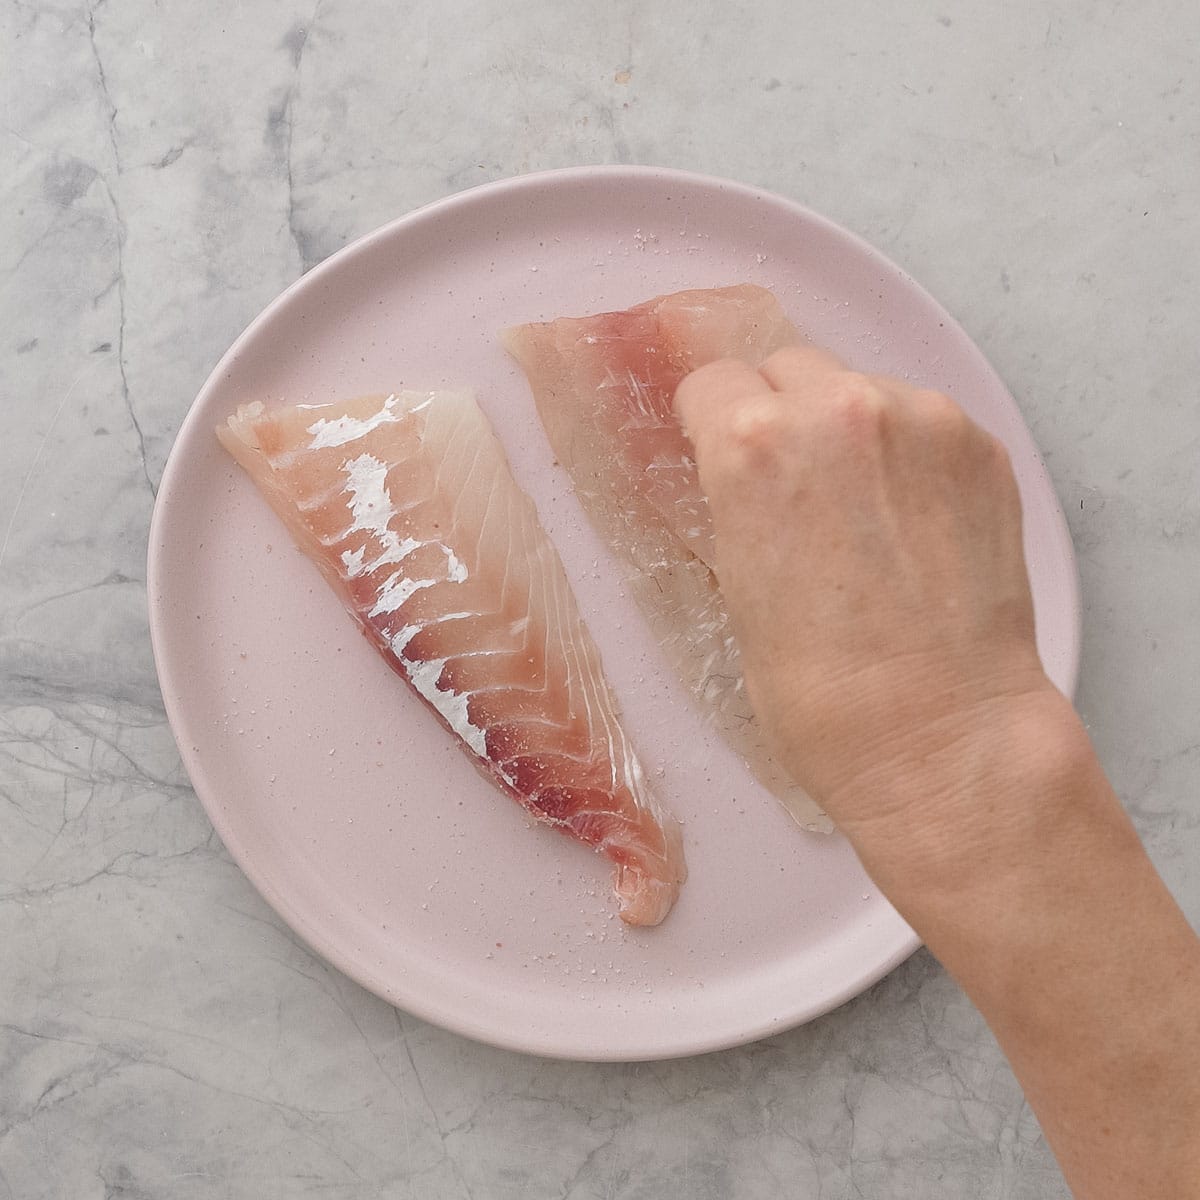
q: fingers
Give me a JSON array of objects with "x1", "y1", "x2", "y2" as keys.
[
  {"x1": 757, "y1": 344, "x2": 846, "y2": 393},
  {"x1": 761, "y1": 349, "x2": 967, "y2": 432},
  {"x1": 676, "y1": 345, "x2": 956, "y2": 457},
  {"x1": 868, "y1": 375, "x2": 941, "y2": 407},
  {"x1": 674, "y1": 358, "x2": 771, "y2": 437},
  {"x1": 760, "y1": 346, "x2": 942, "y2": 412}
]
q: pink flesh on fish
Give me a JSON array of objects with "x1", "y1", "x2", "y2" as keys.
[
  {"x1": 504, "y1": 285, "x2": 829, "y2": 831},
  {"x1": 218, "y1": 391, "x2": 686, "y2": 925}
]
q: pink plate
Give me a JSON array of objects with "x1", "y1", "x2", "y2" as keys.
[{"x1": 148, "y1": 166, "x2": 1080, "y2": 1060}]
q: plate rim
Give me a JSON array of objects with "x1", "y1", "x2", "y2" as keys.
[{"x1": 147, "y1": 164, "x2": 1079, "y2": 1060}]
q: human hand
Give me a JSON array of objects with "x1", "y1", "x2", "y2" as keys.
[
  {"x1": 675, "y1": 346, "x2": 1070, "y2": 887},
  {"x1": 676, "y1": 346, "x2": 1200, "y2": 1200}
]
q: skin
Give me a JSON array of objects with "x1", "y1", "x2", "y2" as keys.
[{"x1": 675, "y1": 347, "x2": 1200, "y2": 1200}]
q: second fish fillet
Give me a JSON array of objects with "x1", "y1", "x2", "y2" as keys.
[{"x1": 504, "y1": 285, "x2": 829, "y2": 830}]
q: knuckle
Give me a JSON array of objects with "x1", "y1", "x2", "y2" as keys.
[
  {"x1": 761, "y1": 345, "x2": 808, "y2": 373},
  {"x1": 984, "y1": 429, "x2": 1011, "y2": 463},
  {"x1": 828, "y1": 372, "x2": 888, "y2": 428},
  {"x1": 727, "y1": 398, "x2": 793, "y2": 459},
  {"x1": 912, "y1": 391, "x2": 990, "y2": 454},
  {"x1": 913, "y1": 388, "x2": 963, "y2": 427},
  {"x1": 676, "y1": 360, "x2": 751, "y2": 419}
]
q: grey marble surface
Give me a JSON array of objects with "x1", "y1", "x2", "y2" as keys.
[{"x1": 2, "y1": 0, "x2": 1198, "y2": 1196}]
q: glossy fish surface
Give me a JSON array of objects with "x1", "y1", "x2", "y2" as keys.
[{"x1": 218, "y1": 390, "x2": 686, "y2": 925}]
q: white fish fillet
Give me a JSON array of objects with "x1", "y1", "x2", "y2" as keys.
[{"x1": 218, "y1": 390, "x2": 687, "y2": 924}]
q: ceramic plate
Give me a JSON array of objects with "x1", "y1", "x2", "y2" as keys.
[{"x1": 148, "y1": 166, "x2": 1079, "y2": 1060}]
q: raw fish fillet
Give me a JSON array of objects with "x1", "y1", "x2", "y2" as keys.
[
  {"x1": 217, "y1": 391, "x2": 686, "y2": 925},
  {"x1": 504, "y1": 285, "x2": 830, "y2": 831}
]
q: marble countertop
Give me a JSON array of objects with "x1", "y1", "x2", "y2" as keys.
[{"x1": 4, "y1": 2, "x2": 1198, "y2": 1196}]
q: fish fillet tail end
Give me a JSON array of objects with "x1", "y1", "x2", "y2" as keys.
[
  {"x1": 615, "y1": 867, "x2": 682, "y2": 927},
  {"x1": 614, "y1": 820, "x2": 687, "y2": 926}
]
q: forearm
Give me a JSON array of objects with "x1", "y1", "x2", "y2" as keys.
[{"x1": 841, "y1": 688, "x2": 1200, "y2": 1198}]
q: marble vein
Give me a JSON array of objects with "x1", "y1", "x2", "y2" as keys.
[
  {"x1": 269, "y1": 0, "x2": 324, "y2": 274},
  {"x1": 85, "y1": 0, "x2": 154, "y2": 498}
]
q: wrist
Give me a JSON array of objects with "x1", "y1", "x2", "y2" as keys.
[{"x1": 829, "y1": 683, "x2": 1109, "y2": 916}]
